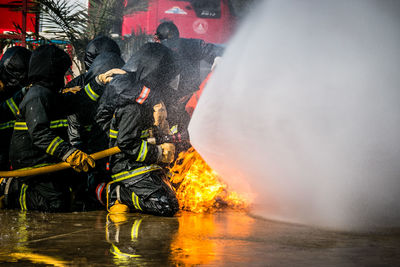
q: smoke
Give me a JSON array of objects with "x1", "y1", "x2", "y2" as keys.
[{"x1": 188, "y1": 0, "x2": 400, "y2": 230}]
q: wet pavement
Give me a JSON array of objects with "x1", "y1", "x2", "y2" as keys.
[{"x1": 0, "y1": 210, "x2": 400, "y2": 266}]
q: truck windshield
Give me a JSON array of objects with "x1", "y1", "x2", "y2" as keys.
[{"x1": 190, "y1": 0, "x2": 221, "y2": 18}]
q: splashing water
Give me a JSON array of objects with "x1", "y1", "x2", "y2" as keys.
[{"x1": 189, "y1": 0, "x2": 400, "y2": 230}]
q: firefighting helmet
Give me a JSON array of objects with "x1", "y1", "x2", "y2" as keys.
[
  {"x1": 0, "y1": 46, "x2": 31, "y2": 91},
  {"x1": 155, "y1": 21, "x2": 180, "y2": 41},
  {"x1": 28, "y1": 44, "x2": 72, "y2": 91},
  {"x1": 84, "y1": 36, "x2": 121, "y2": 70}
]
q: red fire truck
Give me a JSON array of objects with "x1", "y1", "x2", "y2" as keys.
[
  {"x1": 0, "y1": 0, "x2": 38, "y2": 49},
  {"x1": 122, "y1": 0, "x2": 235, "y2": 44}
]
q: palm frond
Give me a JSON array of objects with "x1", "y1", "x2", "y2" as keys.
[{"x1": 35, "y1": 0, "x2": 87, "y2": 41}]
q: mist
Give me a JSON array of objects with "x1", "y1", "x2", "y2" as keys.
[{"x1": 189, "y1": 0, "x2": 400, "y2": 230}]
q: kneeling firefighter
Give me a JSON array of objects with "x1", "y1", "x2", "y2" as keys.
[
  {"x1": 0, "y1": 46, "x2": 31, "y2": 170},
  {"x1": 95, "y1": 43, "x2": 179, "y2": 216},
  {"x1": 64, "y1": 51, "x2": 125, "y2": 210},
  {"x1": 2, "y1": 45, "x2": 95, "y2": 212}
]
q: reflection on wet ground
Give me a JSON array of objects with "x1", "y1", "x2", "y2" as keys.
[{"x1": 1, "y1": 210, "x2": 400, "y2": 266}]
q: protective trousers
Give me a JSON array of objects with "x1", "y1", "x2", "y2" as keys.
[
  {"x1": 104, "y1": 166, "x2": 179, "y2": 217},
  {"x1": 0, "y1": 172, "x2": 71, "y2": 212}
]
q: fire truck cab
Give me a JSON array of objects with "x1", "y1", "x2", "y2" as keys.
[{"x1": 122, "y1": 0, "x2": 235, "y2": 44}]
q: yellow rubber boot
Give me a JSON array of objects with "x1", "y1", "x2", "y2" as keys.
[
  {"x1": 108, "y1": 213, "x2": 128, "y2": 224},
  {"x1": 109, "y1": 200, "x2": 129, "y2": 214}
]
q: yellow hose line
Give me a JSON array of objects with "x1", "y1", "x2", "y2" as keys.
[
  {"x1": 0, "y1": 146, "x2": 121, "y2": 178},
  {"x1": 8, "y1": 252, "x2": 69, "y2": 267}
]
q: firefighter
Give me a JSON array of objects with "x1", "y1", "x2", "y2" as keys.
[
  {"x1": 96, "y1": 43, "x2": 179, "y2": 217},
  {"x1": 62, "y1": 36, "x2": 123, "y2": 211},
  {"x1": 2, "y1": 45, "x2": 95, "y2": 212},
  {"x1": 64, "y1": 52, "x2": 125, "y2": 211},
  {"x1": 154, "y1": 21, "x2": 224, "y2": 134},
  {"x1": 0, "y1": 46, "x2": 31, "y2": 170}
]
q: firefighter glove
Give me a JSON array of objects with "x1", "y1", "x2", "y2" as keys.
[
  {"x1": 96, "y1": 68, "x2": 126, "y2": 85},
  {"x1": 62, "y1": 86, "x2": 82, "y2": 94},
  {"x1": 65, "y1": 149, "x2": 95, "y2": 172},
  {"x1": 153, "y1": 102, "x2": 170, "y2": 134},
  {"x1": 159, "y1": 143, "x2": 175, "y2": 163}
]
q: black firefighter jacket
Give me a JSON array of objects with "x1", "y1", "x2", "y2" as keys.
[
  {"x1": 109, "y1": 98, "x2": 161, "y2": 175},
  {"x1": 99, "y1": 71, "x2": 165, "y2": 175},
  {"x1": 0, "y1": 89, "x2": 25, "y2": 169},
  {"x1": 65, "y1": 52, "x2": 124, "y2": 150},
  {"x1": 96, "y1": 43, "x2": 177, "y2": 135},
  {"x1": 9, "y1": 85, "x2": 75, "y2": 169},
  {"x1": 0, "y1": 47, "x2": 31, "y2": 169},
  {"x1": 9, "y1": 44, "x2": 74, "y2": 169}
]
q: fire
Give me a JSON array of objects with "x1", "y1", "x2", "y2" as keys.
[{"x1": 169, "y1": 147, "x2": 249, "y2": 213}]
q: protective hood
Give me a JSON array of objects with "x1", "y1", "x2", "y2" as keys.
[
  {"x1": 84, "y1": 36, "x2": 121, "y2": 70},
  {"x1": 156, "y1": 21, "x2": 179, "y2": 40},
  {"x1": 0, "y1": 46, "x2": 31, "y2": 90},
  {"x1": 122, "y1": 42, "x2": 178, "y2": 90},
  {"x1": 28, "y1": 44, "x2": 71, "y2": 91},
  {"x1": 84, "y1": 52, "x2": 125, "y2": 84}
]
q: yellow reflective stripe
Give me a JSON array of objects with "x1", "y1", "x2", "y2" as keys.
[
  {"x1": 131, "y1": 192, "x2": 139, "y2": 210},
  {"x1": 46, "y1": 137, "x2": 64, "y2": 155},
  {"x1": 109, "y1": 129, "x2": 118, "y2": 139},
  {"x1": 14, "y1": 120, "x2": 68, "y2": 131},
  {"x1": 131, "y1": 192, "x2": 142, "y2": 211},
  {"x1": 6, "y1": 97, "x2": 19, "y2": 117},
  {"x1": 110, "y1": 165, "x2": 162, "y2": 182},
  {"x1": 134, "y1": 194, "x2": 142, "y2": 211},
  {"x1": 110, "y1": 244, "x2": 141, "y2": 258},
  {"x1": 14, "y1": 122, "x2": 28, "y2": 130},
  {"x1": 49, "y1": 137, "x2": 64, "y2": 155},
  {"x1": 19, "y1": 184, "x2": 28, "y2": 211},
  {"x1": 131, "y1": 219, "x2": 143, "y2": 240},
  {"x1": 170, "y1": 125, "x2": 178, "y2": 134},
  {"x1": 22, "y1": 185, "x2": 28, "y2": 211},
  {"x1": 140, "y1": 129, "x2": 150, "y2": 138},
  {"x1": 50, "y1": 119, "x2": 68, "y2": 128},
  {"x1": 0, "y1": 120, "x2": 15, "y2": 130},
  {"x1": 136, "y1": 140, "x2": 148, "y2": 162},
  {"x1": 84, "y1": 83, "x2": 99, "y2": 101}
]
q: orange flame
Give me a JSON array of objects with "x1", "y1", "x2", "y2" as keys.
[{"x1": 169, "y1": 147, "x2": 249, "y2": 213}]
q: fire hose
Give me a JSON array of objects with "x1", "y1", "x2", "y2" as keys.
[
  {"x1": 0, "y1": 131, "x2": 189, "y2": 178},
  {"x1": 0, "y1": 146, "x2": 121, "y2": 178}
]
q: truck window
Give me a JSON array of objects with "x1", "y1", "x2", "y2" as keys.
[{"x1": 190, "y1": 0, "x2": 221, "y2": 18}]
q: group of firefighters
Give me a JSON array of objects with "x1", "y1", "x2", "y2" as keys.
[{"x1": 0, "y1": 21, "x2": 223, "y2": 216}]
